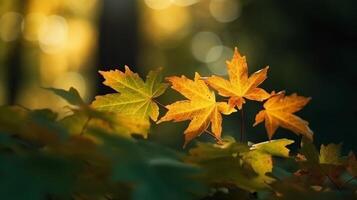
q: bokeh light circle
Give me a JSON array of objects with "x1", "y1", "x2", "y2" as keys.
[
  {"x1": 207, "y1": 46, "x2": 233, "y2": 75},
  {"x1": 145, "y1": 0, "x2": 172, "y2": 10},
  {"x1": 38, "y1": 15, "x2": 68, "y2": 54},
  {"x1": 0, "y1": 12, "x2": 23, "y2": 42},
  {"x1": 191, "y1": 31, "x2": 222, "y2": 63},
  {"x1": 209, "y1": 0, "x2": 241, "y2": 23}
]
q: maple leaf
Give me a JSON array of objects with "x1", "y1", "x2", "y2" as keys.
[
  {"x1": 157, "y1": 73, "x2": 236, "y2": 147},
  {"x1": 297, "y1": 138, "x2": 346, "y2": 187},
  {"x1": 92, "y1": 66, "x2": 168, "y2": 121},
  {"x1": 206, "y1": 47, "x2": 270, "y2": 109},
  {"x1": 347, "y1": 153, "x2": 357, "y2": 177},
  {"x1": 319, "y1": 143, "x2": 342, "y2": 165},
  {"x1": 254, "y1": 91, "x2": 313, "y2": 140},
  {"x1": 250, "y1": 139, "x2": 294, "y2": 158},
  {"x1": 185, "y1": 137, "x2": 284, "y2": 192},
  {"x1": 46, "y1": 87, "x2": 85, "y2": 107}
]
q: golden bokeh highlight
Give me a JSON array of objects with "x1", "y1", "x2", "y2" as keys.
[
  {"x1": 171, "y1": 0, "x2": 199, "y2": 7},
  {"x1": 206, "y1": 46, "x2": 232, "y2": 75},
  {"x1": 22, "y1": 13, "x2": 46, "y2": 41},
  {"x1": 0, "y1": 12, "x2": 23, "y2": 42},
  {"x1": 142, "y1": 4, "x2": 192, "y2": 47},
  {"x1": 144, "y1": 0, "x2": 172, "y2": 10},
  {"x1": 191, "y1": 31, "x2": 222, "y2": 63},
  {"x1": 0, "y1": 0, "x2": 99, "y2": 114},
  {"x1": 38, "y1": 15, "x2": 68, "y2": 54},
  {"x1": 209, "y1": 0, "x2": 241, "y2": 23},
  {"x1": 65, "y1": 19, "x2": 97, "y2": 70}
]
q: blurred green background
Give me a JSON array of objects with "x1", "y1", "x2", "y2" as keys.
[{"x1": 0, "y1": 0, "x2": 356, "y2": 152}]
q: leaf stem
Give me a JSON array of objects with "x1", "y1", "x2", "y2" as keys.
[
  {"x1": 204, "y1": 129, "x2": 223, "y2": 144},
  {"x1": 240, "y1": 107, "x2": 245, "y2": 142},
  {"x1": 153, "y1": 98, "x2": 167, "y2": 110}
]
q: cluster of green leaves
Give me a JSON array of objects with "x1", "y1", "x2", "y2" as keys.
[
  {"x1": 0, "y1": 87, "x2": 355, "y2": 200},
  {"x1": 0, "y1": 96, "x2": 203, "y2": 200},
  {"x1": 0, "y1": 48, "x2": 356, "y2": 199}
]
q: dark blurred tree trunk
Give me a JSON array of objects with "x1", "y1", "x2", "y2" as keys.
[
  {"x1": 6, "y1": 2, "x2": 25, "y2": 104},
  {"x1": 96, "y1": 0, "x2": 138, "y2": 95}
]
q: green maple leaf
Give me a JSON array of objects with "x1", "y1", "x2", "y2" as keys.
[
  {"x1": 298, "y1": 138, "x2": 347, "y2": 187},
  {"x1": 47, "y1": 87, "x2": 150, "y2": 138},
  {"x1": 46, "y1": 87, "x2": 85, "y2": 107},
  {"x1": 319, "y1": 143, "x2": 342, "y2": 165},
  {"x1": 186, "y1": 137, "x2": 296, "y2": 192},
  {"x1": 92, "y1": 66, "x2": 168, "y2": 121},
  {"x1": 250, "y1": 139, "x2": 294, "y2": 158}
]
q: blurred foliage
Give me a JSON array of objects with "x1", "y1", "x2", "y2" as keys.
[
  {"x1": 0, "y1": 0, "x2": 99, "y2": 113},
  {"x1": 0, "y1": 0, "x2": 357, "y2": 198},
  {"x1": 0, "y1": 84, "x2": 356, "y2": 200}
]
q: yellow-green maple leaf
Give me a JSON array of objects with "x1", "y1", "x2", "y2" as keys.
[
  {"x1": 92, "y1": 66, "x2": 168, "y2": 121},
  {"x1": 186, "y1": 137, "x2": 276, "y2": 192},
  {"x1": 319, "y1": 143, "x2": 342, "y2": 165},
  {"x1": 250, "y1": 139, "x2": 294, "y2": 158}
]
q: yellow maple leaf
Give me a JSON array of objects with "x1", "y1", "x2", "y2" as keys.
[
  {"x1": 92, "y1": 66, "x2": 168, "y2": 121},
  {"x1": 254, "y1": 91, "x2": 313, "y2": 140},
  {"x1": 158, "y1": 73, "x2": 236, "y2": 147},
  {"x1": 206, "y1": 47, "x2": 270, "y2": 109}
]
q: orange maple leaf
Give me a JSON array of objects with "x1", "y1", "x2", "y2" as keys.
[
  {"x1": 206, "y1": 47, "x2": 270, "y2": 109},
  {"x1": 158, "y1": 73, "x2": 236, "y2": 147},
  {"x1": 254, "y1": 91, "x2": 313, "y2": 140}
]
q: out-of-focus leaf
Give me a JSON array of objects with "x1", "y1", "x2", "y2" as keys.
[
  {"x1": 0, "y1": 153, "x2": 80, "y2": 200},
  {"x1": 0, "y1": 106, "x2": 27, "y2": 134},
  {"x1": 186, "y1": 137, "x2": 275, "y2": 192},
  {"x1": 186, "y1": 136, "x2": 249, "y2": 163},
  {"x1": 46, "y1": 87, "x2": 85, "y2": 106},
  {"x1": 0, "y1": 106, "x2": 68, "y2": 147},
  {"x1": 61, "y1": 111, "x2": 150, "y2": 138},
  {"x1": 270, "y1": 158, "x2": 300, "y2": 180},
  {"x1": 89, "y1": 129, "x2": 205, "y2": 200},
  {"x1": 298, "y1": 138, "x2": 346, "y2": 187},
  {"x1": 300, "y1": 136, "x2": 319, "y2": 164},
  {"x1": 319, "y1": 143, "x2": 342, "y2": 165},
  {"x1": 250, "y1": 139, "x2": 294, "y2": 158},
  {"x1": 347, "y1": 152, "x2": 357, "y2": 177},
  {"x1": 268, "y1": 176, "x2": 356, "y2": 200}
]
